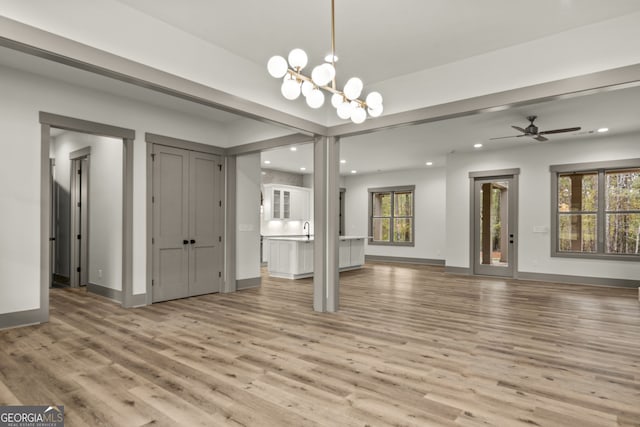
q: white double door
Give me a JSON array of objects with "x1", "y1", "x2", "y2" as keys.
[{"x1": 152, "y1": 145, "x2": 223, "y2": 302}]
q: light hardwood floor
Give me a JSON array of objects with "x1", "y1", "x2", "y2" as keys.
[{"x1": 1, "y1": 263, "x2": 639, "y2": 426}]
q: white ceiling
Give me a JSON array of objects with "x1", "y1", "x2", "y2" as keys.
[
  {"x1": 1, "y1": 2, "x2": 639, "y2": 176},
  {"x1": 114, "y1": 0, "x2": 640, "y2": 85},
  {"x1": 261, "y1": 84, "x2": 640, "y2": 175}
]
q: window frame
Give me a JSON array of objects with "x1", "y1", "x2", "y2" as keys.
[
  {"x1": 550, "y1": 158, "x2": 640, "y2": 261},
  {"x1": 368, "y1": 185, "x2": 415, "y2": 247}
]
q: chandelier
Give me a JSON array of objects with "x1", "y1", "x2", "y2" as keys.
[{"x1": 266, "y1": 0, "x2": 383, "y2": 124}]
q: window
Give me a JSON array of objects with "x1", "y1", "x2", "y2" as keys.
[
  {"x1": 368, "y1": 186, "x2": 415, "y2": 246},
  {"x1": 551, "y1": 159, "x2": 640, "y2": 260}
]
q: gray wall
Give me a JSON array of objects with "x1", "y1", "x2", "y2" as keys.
[
  {"x1": 261, "y1": 168, "x2": 304, "y2": 187},
  {"x1": 236, "y1": 153, "x2": 261, "y2": 280},
  {"x1": 445, "y1": 131, "x2": 640, "y2": 281}
]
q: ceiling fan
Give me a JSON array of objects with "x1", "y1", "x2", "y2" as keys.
[{"x1": 490, "y1": 115, "x2": 581, "y2": 142}]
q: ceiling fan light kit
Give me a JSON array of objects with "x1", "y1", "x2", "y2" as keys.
[
  {"x1": 267, "y1": 0, "x2": 383, "y2": 124},
  {"x1": 490, "y1": 115, "x2": 581, "y2": 142}
]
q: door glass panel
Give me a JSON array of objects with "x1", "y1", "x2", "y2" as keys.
[
  {"x1": 478, "y1": 181, "x2": 509, "y2": 266},
  {"x1": 283, "y1": 191, "x2": 290, "y2": 219},
  {"x1": 273, "y1": 190, "x2": 280, "y2": 218}
]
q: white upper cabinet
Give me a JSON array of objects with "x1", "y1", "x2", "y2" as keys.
[{"x1": 263, "y1": 184, "x2": 311, "y2": 221}]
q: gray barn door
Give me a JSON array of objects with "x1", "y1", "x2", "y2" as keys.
[
  {"x1": 153, "y1": 145, "x2": 190, "y2": 302},
  {"x1": 152, "y1": 145, "x2": 222, "y2": 302}
]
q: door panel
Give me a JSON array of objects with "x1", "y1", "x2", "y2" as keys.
[
  {"x1": 153, "y1": 145, "x2": 189, "y2": 302},
  {"x1": 188, "y1": 152, "x2": 222, "y2": 296},
  {"x1": 157, "y1": 248, "x2": 188, "y2": 301},
  {"x1": 190, "y1": 246, "x2": 218, "y2": 296},
  {"x1": 473, "y1": 176, "x2": 517, "y2": 277}
]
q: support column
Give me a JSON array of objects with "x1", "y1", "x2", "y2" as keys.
[{"x1": 313, "y1": 136, "x2": 340, "y2": 312}]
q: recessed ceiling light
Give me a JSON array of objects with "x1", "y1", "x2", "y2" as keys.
[
  {"x1": 597, "y1": 127, "x2": 609, "y2": 133},
  {"x1": 474, "y1": 143, "x2": 483, "y2": 148},
  {"x1": 300, "y1": 167, "x2": 306, "y2": 171},
  {"x1": 340, "y1": 159, "x2": 347, "y2": 164},
  {"x1": 426, "y1": 162, "x2": 433, "y2": 166},
  {"x1": 290, "y1": 146, "x2": 297, "y2": 151},
  {"x1": 351, "y1": 170, "x2": 357, "y2": 174},
  {"x1": 264, "y1": 160, "x2": 271, "y2": 164}
]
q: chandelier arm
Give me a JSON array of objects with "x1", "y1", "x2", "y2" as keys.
[{"x1": 288, "y1": 68, "x2": 367, "y2": 107}]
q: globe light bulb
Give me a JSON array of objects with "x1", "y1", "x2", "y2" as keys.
[
  {"x1": 306, "y1": 88, "x2": 325, "y2": 109},
  {"x1": 311, "y1": 63, "x2": 335, "y2": 87},
  {"x1": 267, "y1": 55, "x2": 288, "y2": 78},
  {"x1": 281, "y1": 76, "x2": 301, "y2": 100},
  {"x1": 324, "y1": 54, "x2": 339, "y2": 63},
  {"x1": 301, "y1": 80, "x2": 314, "y2": 97},
  {"x1": 343, "y1": 77, "x2": 363, "y2": 100},
  {"x1": 365, "y1": 91, "x2": 383, "y2": 109},
  {"x1": 288, "y1": 48, "x2": 308, "y2": 69},
  {"x1": 351, "y1": 106, "x2": 367, "y2": 124},
  {"x1": 337, "y1": 100, "x2": 353, "y2": 119},
  {"x1": 331, "y1": 93, "x2": 343, "y2": 109},
  {"x1": 367, "y1": 104, "x2": 383, "y2": 117}
]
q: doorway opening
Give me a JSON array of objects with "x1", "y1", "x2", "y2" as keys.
[
  {"x1": 41, "y1": 112, "x2": 136, "y2": 321},
  {"x1": 50, "y1": 131, "x2": 123, "y2": 297},
  {"x1": 470, "y1": 169, "x2": 520, "y2": 278}
]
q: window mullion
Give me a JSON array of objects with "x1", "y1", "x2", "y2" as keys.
[{"x1": 597, "y1": 169, "x2": 605, "y2": 253}]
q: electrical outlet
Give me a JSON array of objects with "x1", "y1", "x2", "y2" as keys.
[{"x1": 98, "y1": 269, "x2": 103, "y2": 279}]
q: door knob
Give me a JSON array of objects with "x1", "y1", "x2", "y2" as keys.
[
  {"x1": 183, "y1": 239, "x2": 189, "y2": 244},
  {"x1": 190, "y1": 239, "x2": 196, "y2": 244}
]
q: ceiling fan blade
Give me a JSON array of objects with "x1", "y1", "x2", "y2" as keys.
[
  {"x1": 511, "y1": 125, "x2": 527, "y2": 133},
  {"x1": 489, "y1": 134, "x2": 525, "y2": 140},
  {"x1": 539, "y1": 127, "x2": 581, "y2": 135},
  {"x1": 534, "y1": 135, "x2": 549, "y2": 142}
]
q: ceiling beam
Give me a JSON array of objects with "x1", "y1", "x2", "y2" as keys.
[
  {"x1": 327, "y1": 63, "x2": 640, "y2": 138},
  {"x1": 225, "y1": 133, "x2": 314, "y2": 156}
]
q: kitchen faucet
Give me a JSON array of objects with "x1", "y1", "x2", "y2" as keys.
[{"x1": 303, "y1": 221, "x2": 310, "y2": 239}]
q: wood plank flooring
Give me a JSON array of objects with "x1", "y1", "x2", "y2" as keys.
[{"x1": 1, "y1": 262, "x2": 639, "y2": 426}]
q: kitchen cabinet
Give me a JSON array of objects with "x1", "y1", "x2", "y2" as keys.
[{"x1": 263, "y1": 184, "x2": 311, "y2": 221}]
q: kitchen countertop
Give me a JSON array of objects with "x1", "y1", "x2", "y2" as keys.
[{"x1": 264, "y1": 236, "x2": 366, "y2": 242}]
